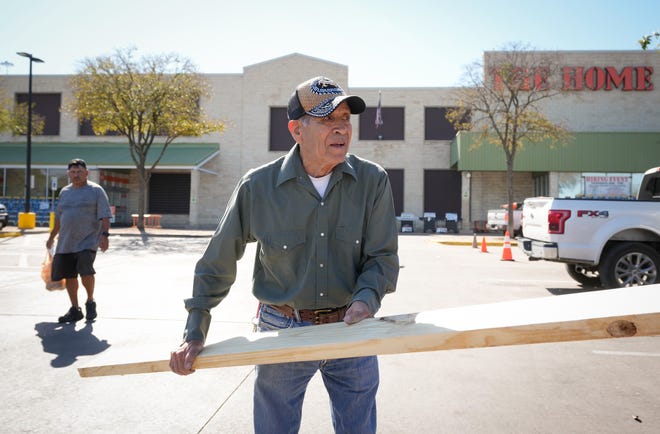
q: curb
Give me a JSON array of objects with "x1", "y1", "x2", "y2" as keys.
[
  {"x1": 0, "y1": 226, "x2": 214, "y2": 239},
  {"x1": 112, "y1": 232, "x2": 212, "y2": 238},
  {"x1": 436, "y1": 240, "x2": 519, "y2": 247},
  {"x1": 0, "y1": 231, "x2": 23, "y2": 238}
]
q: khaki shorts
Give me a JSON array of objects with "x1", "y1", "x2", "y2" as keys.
[{"x1": 52, "y1": 250, "x2": 97, "y2": 281}]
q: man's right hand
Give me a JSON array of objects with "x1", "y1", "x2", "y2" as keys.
[{"x1": 169, "y1": 340, "x2": 204, "y2": 376}]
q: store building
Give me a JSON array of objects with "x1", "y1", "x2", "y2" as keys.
[{"x1": 1, "y1": 51, "x2": 658, "y2": 230}]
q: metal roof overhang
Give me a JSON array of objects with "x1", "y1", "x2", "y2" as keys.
[
  {"x1": 0, "y1": 142, "x2": 220, "y2": 170},
  {"x1": 451, "y1": 131, "x2": 660, "y2": 173}
]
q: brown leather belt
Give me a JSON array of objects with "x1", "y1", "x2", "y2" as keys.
[{"x1": 269, "y1": 304, "x2": 347, "y2": 324}]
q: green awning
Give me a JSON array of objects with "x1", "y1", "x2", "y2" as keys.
[
  {"x1": 451, "y1": 132, "x2": 660, "y2": 172},
  {"x1": 0, "y1": 142, "x2": 220, "y2": 169}
]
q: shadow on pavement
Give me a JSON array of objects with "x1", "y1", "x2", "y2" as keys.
[
  {"x1": 546, "y1": 286, "x2": 603, "y2": 295},
  {"x1": 34, "y1": 321, "x2": 111, "y2": 368}
]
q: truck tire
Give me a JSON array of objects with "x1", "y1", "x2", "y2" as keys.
[
  {"x1": 565, "y1": 264, "x2": 601, "y2": 287},
  {"x1": 598, "y1": 242, "x2": 660, "y2": 288}
]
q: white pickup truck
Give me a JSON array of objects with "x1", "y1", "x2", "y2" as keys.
[
  {"x1": 518, "y1": 167, "x2": 660, "y2": 288},
  {"x1": 487, "y1": 203, "x2": 522, "y2": 236}
]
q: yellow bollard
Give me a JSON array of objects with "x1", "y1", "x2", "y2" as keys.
[
  {"x1": 18, "y1": 212, "x2": 37, "y2": 229},
  {"x1": 49, "y1": 212, "x2": 55, "y2": 231}
]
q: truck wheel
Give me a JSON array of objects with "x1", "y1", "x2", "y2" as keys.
[
  {"x1": 565, "y1": 264, "x2": 601, "y2": 287},
  {"x1": 598, "y1": 243, "x2": 660, "y2": 288}
]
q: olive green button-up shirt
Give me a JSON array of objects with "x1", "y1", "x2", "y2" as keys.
[{"x1": 183, "y1": 145, "x2": 399, "y2": 343}]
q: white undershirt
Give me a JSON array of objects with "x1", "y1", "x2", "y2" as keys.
[{"x1": 308, "y1": 173, "x2": 332, "y2": 197}]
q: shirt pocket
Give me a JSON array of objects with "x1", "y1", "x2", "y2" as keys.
[
  {"x1": 334, "y1": 226, "x2": 363, "y2": 262},
  {"x1": 258, "y1": 231, "x2": 307, "y2": 288}
]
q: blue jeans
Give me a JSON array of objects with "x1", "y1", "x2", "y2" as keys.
[{"x1": 253, "y1": 304, "x2": 379, "y2": 434}]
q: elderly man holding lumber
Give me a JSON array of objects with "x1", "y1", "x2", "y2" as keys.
[{"x1": 170, "y1": 76, "x2": 399, "y2": 433}]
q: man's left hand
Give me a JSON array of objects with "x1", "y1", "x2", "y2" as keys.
[
  {"x1": 99, "y1": 236, "x2": 109, "y2": 252},
  {"x1": 343, "y1": 301, "x2": 372, "y2": 325}
]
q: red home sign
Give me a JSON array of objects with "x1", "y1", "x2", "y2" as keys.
[
  {"x1": 562, "y1": 66, "x2": 654, "y2": 91},
  {"x1": 490, "y1": 66, "x2": 654, "y2": 91}
]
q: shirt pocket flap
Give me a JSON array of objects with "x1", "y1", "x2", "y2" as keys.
[
  {"x1": 264, "y1": 231, "x2": 306, "y2": 255},
  {"x1": 335, "y1": 226, "x2": 361, "y2": 246}
]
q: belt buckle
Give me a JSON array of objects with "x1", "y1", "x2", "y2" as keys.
[
  {"x1": 313, "y1": 308, "x2": 335, "y2": 315},
  {"x1": 313, "y1": 308, "x2": 335, "y2": 324}
]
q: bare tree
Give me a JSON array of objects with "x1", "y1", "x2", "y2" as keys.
[
  {"x1": 447, "y1": 43, "x2": 569, "y2": 234},
  {"x1": 67, "y1": 48, "x2": 225, "y2": 229}
]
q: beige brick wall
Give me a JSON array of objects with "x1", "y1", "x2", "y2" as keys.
[
  {"x1": 2, "y1": 51, "x2": 658, "y2": 229},
  {"x1": 467, "y1": 171, "x2": 534, "y2": 224},
  {"x1": 349, "y1": 87, "x2": 458, "y2": 218},
  {"x1": 195, "y1": 57, "x2": 462, "y2": 225}
]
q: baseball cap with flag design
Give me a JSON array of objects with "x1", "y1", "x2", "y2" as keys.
[{"x1": 287, "y1": 76, "x2": 366, "y2": 120}]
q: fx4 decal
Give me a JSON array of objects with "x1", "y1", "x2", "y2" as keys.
[{"x1": 577, "y1": 210, "x2": 609, "y2": 218}]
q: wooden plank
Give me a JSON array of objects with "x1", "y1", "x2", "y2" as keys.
[{"x1": 78, "y1": 285, "x2": 660, "y2": 378}]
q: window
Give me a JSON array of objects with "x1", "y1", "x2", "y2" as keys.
[
  {"x1": 424, "y1": 107, "x2": 461, "y2": 140},
  {"x1": 269, "y1": 107, "x2": 294, "y2": 151},
  {"x1": 15, "y1": 93, "x2": 61, "y2": 135},
  {"x1": 149, "y1": 173, "x2": 191, "y2": 214},
  {"x1": 533, "y1": 172, "x2": 549, "y2": 196},
  {"x1": 359, "y1": 107, "x2": 404, "y2": 140},
  {"x1": 643, "y1": 177, "x2": 660, "y2": 199},
  {"x1": 78, "y1": 119, "x2": 121, "y2": 136},
  {"x1": 3, "y1": 168, "x2": 27, "y2": 197}
]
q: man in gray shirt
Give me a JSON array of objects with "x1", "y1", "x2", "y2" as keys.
[
  {"x1": 47, "y1": 158, "x2": 112, "y2": 323},
  {"x1": 170, "y1": 76, "x2": 399, "y2": 433}
]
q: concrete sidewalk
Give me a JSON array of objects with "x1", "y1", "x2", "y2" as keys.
[
  {"x1": 2, "y1": 223, "x2": 508, "y2": 245},
  {"x1": 0, "y1": 224, "x2": 216, "y2": 239},
  {"x1": 1, "y1": 230, "x2": 658, "y2": 433}
]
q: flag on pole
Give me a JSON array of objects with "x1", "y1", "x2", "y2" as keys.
[{"x1": 375, "y1": 91, "x2": 383, "y2": 129}]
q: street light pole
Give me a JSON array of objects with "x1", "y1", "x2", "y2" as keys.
[
  {"x1": 0, "y1": 60, "x2": 13, "y2": 75},
  {"x1": 16, "y1": 52, "x2": 44, "y2": 216}
]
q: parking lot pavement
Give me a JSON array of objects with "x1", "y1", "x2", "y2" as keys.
[{"x1": 1, "y1": 230, "x2": 659, "y2": 433}]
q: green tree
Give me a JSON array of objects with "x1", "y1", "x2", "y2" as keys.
[
  {"x1": 447, "y1": 43, "x2": 569, "y2": 234},
  {"x1": 67, "y1": 48, "x2": 225, "y2": 229},
  {"x1": 0, "y1": 92, "x2": 10, "y2": 132},
  {"x1": 639, "y1": 31, "x2": 659, "y2": 50}
]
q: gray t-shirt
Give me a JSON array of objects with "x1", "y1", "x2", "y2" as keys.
[{"x1": 55, "y1": 181, "x2": 112, "y2": 253}]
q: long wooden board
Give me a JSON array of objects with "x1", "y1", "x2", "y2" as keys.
[{"x1": 79, "y1": 285, "x2": 660, "y2": 377}]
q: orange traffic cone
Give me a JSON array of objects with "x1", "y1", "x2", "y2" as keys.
[
  {"x1": 501, "y1": 231, "x2": 514, "y2": 261},
  {"x1": 481, "y1": 236, "x2": 488, "y2": 253},
  {"x1": 472, "y1": 233, "x2": 478, "y2": 249}
]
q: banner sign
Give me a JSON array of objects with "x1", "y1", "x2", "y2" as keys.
[{"x1": 583, "y1": 175, "x2": 632, "y2": 198}]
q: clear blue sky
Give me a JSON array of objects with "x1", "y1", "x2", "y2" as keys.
[{"x1": 2, "y1": 0, "x2": 658, "y2": 87}]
